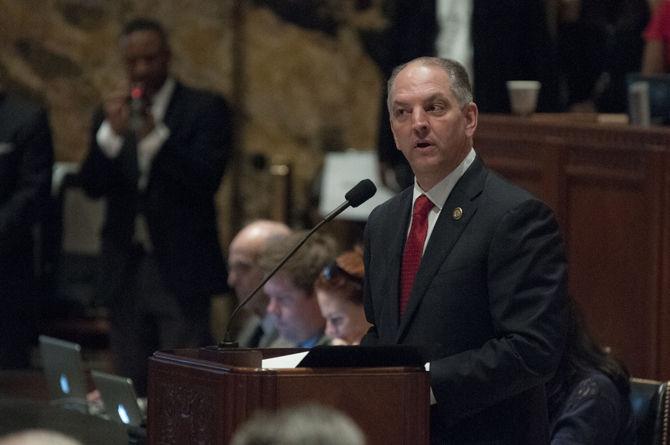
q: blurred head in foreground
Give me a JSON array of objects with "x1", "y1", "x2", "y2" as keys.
[{"x1": 230, "y1": 403, "x2": 366, "y2": 445}]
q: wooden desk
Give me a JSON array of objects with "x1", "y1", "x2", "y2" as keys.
[
  {"x1": 476, "y1": 114, "x2": 670, "y2": 379},
  {"x1": 0, "y1": 399, "x2": 129, "y2": 445},
  {"x1": 0, "y1": 370, "x2": 49, "y2": 401}
]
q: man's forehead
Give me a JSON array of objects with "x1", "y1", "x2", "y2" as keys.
[
  {"x1": 392, "y1": 65, "x2": 452, "y2": 98},
  {"x1": 121, "y1": 30, "x2": 165, "y2": 53},
  {"x1": 267, "y1": 273, "x2": 302, "y2": 295},
  {"x1": 228, "y1": 248, "x2": 256, "y2": 264}
]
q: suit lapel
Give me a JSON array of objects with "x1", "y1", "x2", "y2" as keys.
[
  {"x1": 396, "y1": 158, "x2": 487, "y2": 342},
  {"x1": 162, "y1": 81, "x2": 183, "y2": 129}
]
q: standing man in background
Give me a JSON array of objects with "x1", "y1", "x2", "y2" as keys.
[
  {"x1": 364, "y1": 0, "x2": 559, "y2": 190},
  {"x1": 0, "y1": 84, "x2": 54, "y2": 369},
  {"x1": 227, "y1": 220, "x2": 291, "y2": 348},
  {"x1": 78, "y1": 18, "x2": 232, "y2": 395},
  {"x1": 362, "y1": 57, "x2": 568, "y2": 444}
]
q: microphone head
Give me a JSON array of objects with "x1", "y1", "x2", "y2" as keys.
[
  {"x1": 345, "y1": 179, "x2": 377, "y2": 208},
  {"x1": 130, "y1": 85, "x2": 144, "y2": 100}
]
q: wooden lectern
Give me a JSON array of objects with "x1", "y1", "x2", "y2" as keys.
[{"x1": 148, "y1": 347, "x2": 430, "y2": 445}]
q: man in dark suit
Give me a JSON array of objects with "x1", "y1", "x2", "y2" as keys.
[
  {"x1": 361, "y1": 57, "x2": 568, "y2": 444},
  {"x1": 78, "y1": 18, "x2": 231, "y2": 395},
  {"x1": 0, "y1": 88, "x2": 54, "y2": 369}
]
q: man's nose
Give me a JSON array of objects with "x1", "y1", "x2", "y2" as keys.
[
  {"x1": 266, "y1": 298, "x2": 279, "y2": 316},
  {"x1": 325, "y1": 322, "x2": 336, "y2": 339},
  {"x1": 226, "y1": 270, "x2": 237, "y2": 288},
  {"x1": 130, "y1": 61, "x2": 149, "y2": 82},
  {"x1": 411, "y1": 108, "x2": 429, "y2": 132}
]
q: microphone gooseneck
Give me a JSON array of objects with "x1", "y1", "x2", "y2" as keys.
[{"x1": 218, "y1": 178, "x2": 377, "y2": 348}]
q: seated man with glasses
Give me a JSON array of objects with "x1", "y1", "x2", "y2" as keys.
[{"x1": 258, "y1": 231, "x2": 338, "y2": 348}]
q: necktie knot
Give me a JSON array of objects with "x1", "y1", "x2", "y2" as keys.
[{"x1": 413, "y1": 194, "x2": 433, "y2": 219}]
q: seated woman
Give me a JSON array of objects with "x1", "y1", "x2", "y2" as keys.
[
  {"x1": 313, "y1": 248, "x2": 370, "y2": 346},
  {"x1": 547, "y1": 300, "x2": 635, "y2": 444}
]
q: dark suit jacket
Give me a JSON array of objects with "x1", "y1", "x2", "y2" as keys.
[
  {"x1": 78, "y1": 81, "x2": 231, "y2": 306},
  {"x1": 362, "y1": 157, "x2": 567, "y2": 444},
  {"x1": 0, "y1": 92, "x2": 53, "y2": 298}
]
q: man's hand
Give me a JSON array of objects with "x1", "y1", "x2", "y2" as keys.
[
  {"x1": 103, "y1": 82, "x2": 155, "y2": 139},
  {"x1": 103, "y1": 83, "x2": 131, "y2": 136}
]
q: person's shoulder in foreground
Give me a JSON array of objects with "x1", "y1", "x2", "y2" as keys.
[{"x1": 550, "y1": 370, "x2": 635, "y2": 445}]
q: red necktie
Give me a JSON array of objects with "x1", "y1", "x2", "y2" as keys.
[{"x1": 399, "y1": 194, "x2": 433, "y2": 315}]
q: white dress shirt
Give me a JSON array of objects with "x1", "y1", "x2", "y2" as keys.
[
  {"x1": 95, "y1": 77, "x2": 175, "y2": 190},
  {"x1": 409, "y1": 147, "x2": 477, "y2": 251}
]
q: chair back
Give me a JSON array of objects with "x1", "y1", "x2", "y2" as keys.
[{"x1": 630, "y1": 377, "x2": 670, "y2": 445}]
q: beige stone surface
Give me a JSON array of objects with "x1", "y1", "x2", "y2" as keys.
[{"x1": 0, "y1": 0, "x2": 387, "y2": 244}]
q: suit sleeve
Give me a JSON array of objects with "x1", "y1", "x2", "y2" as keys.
[
  {"x1": 0, "y1": 107, "x2": 53, "y2": 246},
  {"x1": 78, "y1": 109, "x2": 138, "y2": 198},
  {"x1": 429, "y1": 199, "x2": 568, "y2": 425}
]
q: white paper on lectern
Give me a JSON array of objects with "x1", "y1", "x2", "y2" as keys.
[
  {"x1": 319, "y1": 150, "x2": 396, "y2": 221},
  {"x1": 261, "y1": 351, "x2": 309, "y2": 369}
]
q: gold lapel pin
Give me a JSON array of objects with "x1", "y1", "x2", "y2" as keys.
[{"x1": 452, "y1": 207, "x2": 463, "y2": 220}]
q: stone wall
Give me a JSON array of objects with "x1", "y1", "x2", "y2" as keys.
[{"x1": 0, "y1": 0, "x2": 387, "y2": 245}]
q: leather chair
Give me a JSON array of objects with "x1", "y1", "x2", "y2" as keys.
[{"x1": 630, "y1": 378, "x2": 670, "y2": 445}]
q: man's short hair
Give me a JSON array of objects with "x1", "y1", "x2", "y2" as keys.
[
  {"x1": 231, "y1": 403, "x2": 366, "y2": 445},
  {"x1": 258, "y1": 231, "x2": 338, "y2": 295},
  {"x1": 0, "y1": 429, "x2": 82, "y2": 445},
  {"x1": 121, "y1": 17, "x2": 169, "y2": 47},
  {"x1": 387, "y1": 57, "x2": 473, "y2": 110}
]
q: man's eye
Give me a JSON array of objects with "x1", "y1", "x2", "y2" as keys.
[
  {"x1": 393, "y1": 108, "x2": 408, "y2": 118},
  {"x1": 427, "y1": 104, "x2": 445, "y2": 113},
  {"x1": 229, "y1": 263, "x2": 251, "y2": 272}
]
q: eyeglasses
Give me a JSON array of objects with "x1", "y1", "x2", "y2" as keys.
[{"x1": 322, "y1": 261, "x2": 363, "y2": 284}]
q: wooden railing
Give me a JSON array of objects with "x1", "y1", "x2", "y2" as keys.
[{"x1": 476, "y1": 113, "x2": 670, "y2": 380}]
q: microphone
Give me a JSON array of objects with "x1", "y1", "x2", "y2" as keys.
[
  {"x1": 129, "y1": 85, "x2": 145, "y2": 136},
  {"x1": 218, "y1": 178, "x2": 377, "y2": 348}
]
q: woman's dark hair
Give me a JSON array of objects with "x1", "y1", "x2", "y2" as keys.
[{"x1": 550, "y1": 298, "x2": 630, "y2": 398}]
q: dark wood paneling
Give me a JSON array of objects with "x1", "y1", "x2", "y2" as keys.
[
  {"x1": 476, "y1": 114, "x2": 670, "y2": 379},
  {"x1": 148, "y1": 349, "x2": 429, "y2": 445}
]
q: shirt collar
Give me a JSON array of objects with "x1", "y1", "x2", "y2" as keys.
[
  {"x1": 297, "y1": 334, "x2": 322, "y2": 348},
  {"x1": 412, "y1": 148, "x2": 476, "y2": 209},
  {"x1": 261, "y1": 314, "x2": 276, "y2": 333},
  {"x1": 149, "y1": 77, "x2": 176, "y2": 123}
]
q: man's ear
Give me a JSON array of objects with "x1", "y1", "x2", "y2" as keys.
[
  {"x1": 390, "y1": 118, "x2": 403, "y2": 152},
  {"x1": 464, "y1": 102, "x2": 478, "y2": 137}
]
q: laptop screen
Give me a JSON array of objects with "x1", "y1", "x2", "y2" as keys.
[
  {"x1": 91, "y1": 370, "x2": 145, "y2": 427},
  {"x1": 38, "y1": 335, "x2": 89, "y2": 405}
]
